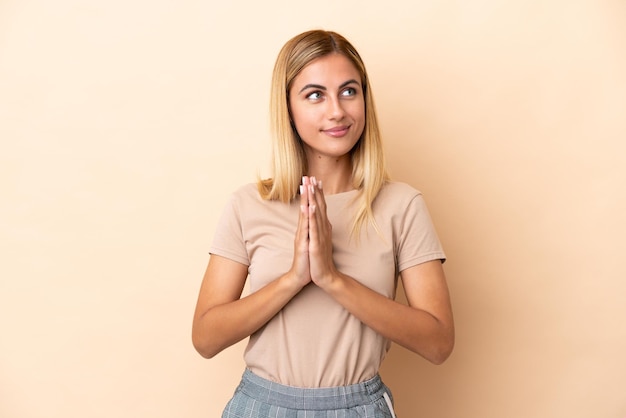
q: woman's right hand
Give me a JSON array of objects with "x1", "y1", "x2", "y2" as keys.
[
  {"x1": 289, "y1": 176, "x2": 313, "y2": 288},
  {"x1": 192, "y1": 178, "x2": 315, "y2": 359},
  {"x1": 193, "y1": 190, "x2": 314, "y2": 359}
]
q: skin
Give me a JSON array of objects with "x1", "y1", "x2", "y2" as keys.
[
  {"x1": 192, "y1": 53, "x2": 454, "y2": 365},
  {"x1": 289, "y1": 53, "x2": 364, "y2": 194}
]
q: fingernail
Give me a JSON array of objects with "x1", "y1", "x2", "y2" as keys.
[
  {"x1": 318, "y1": 180, "x2": 322, "y2": 189},
  {"x1": 309, "y1": 185, "x2": 315, "y2": 194},
  {"x1": 302, "y1": 176, "x2": 307, "y2": 184},
  {"x1": 299, "y1": 185, "x2": 304, "y2": 195},
  {"x1": 311, "y1": 176, "x2": 317, "y2": 186}
]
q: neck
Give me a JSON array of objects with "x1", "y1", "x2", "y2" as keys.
[{"x1": 306, "y1": 155, "x2": 354, "y2": 195}]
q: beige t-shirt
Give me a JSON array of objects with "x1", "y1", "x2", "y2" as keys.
[{"x1": 210, "y1": 181, "x2": 445, "y2": 387}]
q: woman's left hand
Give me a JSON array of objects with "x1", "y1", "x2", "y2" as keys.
[
  {"x1": 302, "y1": 176, "x2": 338, "y2": 288},
  {"x1": 300, "y1": 177, "x2": 454, "y2": 363}
]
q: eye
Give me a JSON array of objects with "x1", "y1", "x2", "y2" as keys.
[
  {"x1": 306, "y1": 91, "x2": 323, "y2": 100},
  {"x1": 341, "y1": 87, "x2": 357, "y2": 97}
]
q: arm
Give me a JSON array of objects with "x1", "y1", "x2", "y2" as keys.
[
  {"x1": 305, "y1": 177, "x2": 454, "y2": 364},
  {"x1": 318, "y1": 260, "x2": 454, "y2": 364},
  {"x1": 192, "y1": 189, "x2": 312, "y2": 359},
  {"x1": 191, "y1": 255, "x2": 304, "y2": 358}
]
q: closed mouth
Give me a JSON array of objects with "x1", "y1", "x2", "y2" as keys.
[{"x1": 322, "y1": 125, "x2": 351, "y2": 136}]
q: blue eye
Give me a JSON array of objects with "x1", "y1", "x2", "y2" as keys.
[
  {"x1": 342, "y1": 87, "x2": 357, "y2": 97},
  {"x1": 306, "y1": 91, "x2": 322, "y2": 100}
]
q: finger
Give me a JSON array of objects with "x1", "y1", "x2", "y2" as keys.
[
  {"x1": 299, "y1": 183, "x2": 307, "y2": 207},
  {"x1": 308, "y1": 184, "x2": 327, "y2": 248},
  {"x1": 296, "y1": 184, "x2": 309, "y2": 242},
  {"x1": 306, "y1": 180, "x2": 315, "y2": 216},
  {"x1": 308, "y1": 201, "x2": 318, "y2": 248},
  {"x1": 312, "y1": 178, "x2": 327, "y2": 215},
  {"x1": 302, "y1": 176, "x2": 312, "y2": 208},
  {"x1": 307, "y1": 179, "x2": 327, "y2": 237}
]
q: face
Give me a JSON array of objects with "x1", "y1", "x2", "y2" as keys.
[{"x1": 288, "y1": 53, "x2": 365, "y2": 162}]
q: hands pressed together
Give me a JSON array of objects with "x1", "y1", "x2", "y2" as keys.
[
  {"x1": 290, "y1": 176, "x2": 339, "y2": 290},
  {"x1": 193, "y1": 175, "x2": 455, "y2": 362}
]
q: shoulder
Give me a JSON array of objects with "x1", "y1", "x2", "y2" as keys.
[
  {"x1": 228, "y1": 183, "x2": 262, "y2": 203},
  {"x1": 372, "y1": 181, "x2": 432, "y2": 222},
  {"x1": 226, "y1": 182, "x2": 296, "y2": 220},
  {"x1": 376, "y1": 181, "x2": 423, "y2": 202}
]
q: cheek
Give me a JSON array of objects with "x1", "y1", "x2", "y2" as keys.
[
  {"x1": 290, "y1": 113, "x2": 306, "y2": 134},
  {"x1": 291, "y1": 106, "x2": 319, "y2": 131},
  {"x1": 288, "y1": 102, "x2": 304, "y2": 135},
  {"x1": 290, "y1": 114, "x2": 314, "y2": 141},
  {"x1": 353, "y1": 103, "x2": 366, "y2": 135},
  {"x1": 348, "y1": 98, "x2": 366, "y2": 119}
]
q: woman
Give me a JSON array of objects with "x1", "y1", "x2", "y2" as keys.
[{"x1": 192, "y1": 29, "x2": 454, "y2": 417}]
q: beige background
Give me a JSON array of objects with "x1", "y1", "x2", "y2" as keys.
[{"x1": 1, "y1": 0, "x2": 625, "y2": 417}]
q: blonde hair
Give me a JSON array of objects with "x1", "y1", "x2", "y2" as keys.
[{"x1": 258, "y1": 30, "x2": 389, "y2": 238}]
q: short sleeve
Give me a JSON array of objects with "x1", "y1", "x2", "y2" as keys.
[
  {"x1": 396, "y1": 193, "x2": 446, "y2": 272},
  {"x1": 209, "y1": 193, "x2": 250, "y2": 266}
]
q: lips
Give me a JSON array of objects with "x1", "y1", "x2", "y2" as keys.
[{"x1": 322, "y1": 125, "x2": 350, "y2": 137}]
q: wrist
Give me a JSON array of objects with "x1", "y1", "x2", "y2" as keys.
[
  {"x1": 281, "y1": 270, "x2": 308, "y2": 294},
  {"x1": 315, "y1": 269, "x2": 343, "y2": 293}
]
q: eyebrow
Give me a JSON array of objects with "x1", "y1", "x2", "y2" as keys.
[{"x1": 298, "y1": 79, "x2": 360, "y2": 94}]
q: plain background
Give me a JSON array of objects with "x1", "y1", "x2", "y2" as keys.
[{"x1": 1, "y1": 0, "x2": 625, "y2": 417}]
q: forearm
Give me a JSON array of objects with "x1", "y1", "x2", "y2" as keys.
[
  {"x1": 322, "y1": 273, "x2": 454, "y2": 364},
  {"x1": 193, "y1": 273, "x2": 303, "y2": 358}
]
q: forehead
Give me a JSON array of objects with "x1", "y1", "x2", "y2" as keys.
[{"x1": 291, "y1": 53, "x2": 361, "y2": 89}]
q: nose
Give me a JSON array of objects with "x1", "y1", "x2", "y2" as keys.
[{"x1": 327, "y1": 96, "x2": 346, "y2": 120}]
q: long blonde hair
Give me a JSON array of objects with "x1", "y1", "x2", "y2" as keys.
[{"x1": 258, "y1": 30, "x2": 389, "y2": 238}]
